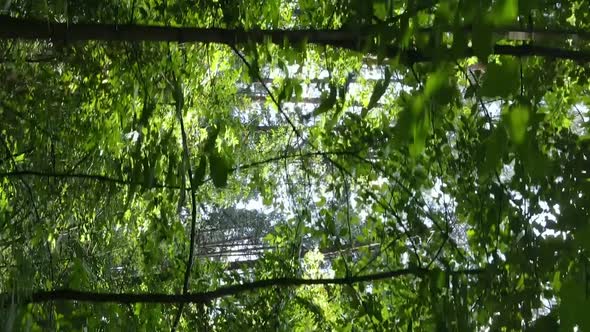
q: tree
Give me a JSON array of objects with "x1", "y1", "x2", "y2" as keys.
[{"x1": 1, "y1": 0, "x2": 590, "y2": 330}]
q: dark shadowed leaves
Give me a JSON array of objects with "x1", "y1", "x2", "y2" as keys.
[
  {"x1": 209, "y1": 152, "x2": 230, "y2": 188},
  {"x1": 193, "y1": 155, "x2": 207, "y2": 187},
  {"x1": 362, "y1": 66, "x2": 392, "y2": 118},
  {"x1": 480, "y1": 59, "x2": 519, "y2": 98}
]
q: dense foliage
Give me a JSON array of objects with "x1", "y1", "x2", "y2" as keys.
[{"x1": 1, "y1": 0, "x2": 590, "y2": 330}]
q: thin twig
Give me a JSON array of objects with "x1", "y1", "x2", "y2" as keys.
[{"x1": 229, "y1": 45, "x2": 302, "y2": 139}]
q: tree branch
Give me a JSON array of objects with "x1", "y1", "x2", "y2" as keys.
[
  {"x1": 0, "y1": 150, "x2": 359, "y2": 190},
  {"x1": 5, "y1": 267, "x2": 484, "y2": 305},
  {"x1": 171, "y1": 71, "x2": 198, "y2": 331},
  {"x1": 0, "y1": 170, "x2": 181, "y2": 189},
  {"x1": 2, "y1": 16, "x2": 590, "y2": 63}
]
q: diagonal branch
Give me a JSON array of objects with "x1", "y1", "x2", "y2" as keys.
[{"x1": 229, "y1": 45, "x2": 302, "y2": 139}]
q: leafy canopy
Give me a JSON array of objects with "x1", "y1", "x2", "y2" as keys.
[{"x1": 1, "y1": 0, "x2": 590, "y2": 330}]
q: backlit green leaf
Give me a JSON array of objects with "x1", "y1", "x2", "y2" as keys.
[
  {"x1": 505, "y1": 104, "x2": 530, "y2": 144},
  {"x1": 491, "y1": 0, "x2": 518, "y2": 25}
]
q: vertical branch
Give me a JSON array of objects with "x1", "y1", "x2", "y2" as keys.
[
  {"x1": 0, "y1": 134, "x2": 56, "y2": 324},
  {"x1": 170, "y1": 70, "x2": 200, "y2": 332}
]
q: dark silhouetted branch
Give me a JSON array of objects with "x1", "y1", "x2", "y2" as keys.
[
  {"x1": 0, "y1": 170, "x2": 181, "y2": 189},
  {"x1": 2, "y1": 16, "x2": 590, "y2": 63},
  {"x1": 6, "y1": 267, "x2": 484, "y2": 305}
]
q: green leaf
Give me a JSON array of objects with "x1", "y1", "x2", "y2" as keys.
[
  {"x1": 394, "y1": 93, "x2": 430, "y2": 156},
  {"x1": 295, "y1": 296, "x2": 324, "y2": 323},
  {"x1": 424, "y1": 70, "x2": 446, "y2": 97},
  {"x1": 193, "y1": 155, "x2": 207, "y2": 187},
  {"x1": 293, "y1": 81, "x2": 303, "y2": 101},
  {"x1": 173, "y1": 76, "x2": 184, "y2": 114},
  {"x1": 479, "y1": 59, "x2": 519, "y2": 98},
  {"x1": 138, "y1": 101, "x2": 155, "y2": 127},
  {"x1": 551, "y1": 271, "x2": 561, "y2": 291},
  {"x1": 204, "y1": 126, "x2": 220, "y2": 153},
  {"x1": 343, "y1": 285, "x2": 361, "y2": 309},
  {"x1": 519, "y1": 137, "x2": 550, "y2": 179},
  {"x1": 277, "y1": 79, "x2": 293, "y2": 104},
  {"x1": 526, "y1": 313, "x2": 558, "y2": 332},
  {"x1": 429, "y1": 269, "x2": 446, "y2": 290},
  {"x1": 312, "y1": 84, "x2": 337, "y2": 117},
  {"x1": 409, "y1": 97, "x2": 430, "y2": 157},
  {"x1": 560, "y1": 269, "x2": 590, "y2": 331},
  {"x1": 209, "y1": 152, "x2": 230, "y2": 188},
  {"x1": 576, "y1": 225, "x2": 590, "y2": 254},
  {"x1": 504, "y1": 103, "x2": 530, "y2": 144},
  {"x1": 362, "y1": 66, "x2": 392, "y2": 118},
  {"x1": 479, "y1": 127, "x2": 508, "y2": 178},
  {"x1": 326, "y1": 216, "x2": 336, "y2": 235},
  {"x1": 277, "y1": 59, "x2": 289, "y2": 77},
  {"x1": 424, "y1": 68, "x2": 454, "y2": 105},
  {"x1": 491, "y1": 0, "x2": 518, "y2": 25}
]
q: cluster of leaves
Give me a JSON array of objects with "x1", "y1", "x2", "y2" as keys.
[{"x1": 2, "y1": 0, "x2": 590, "y2": 330}]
